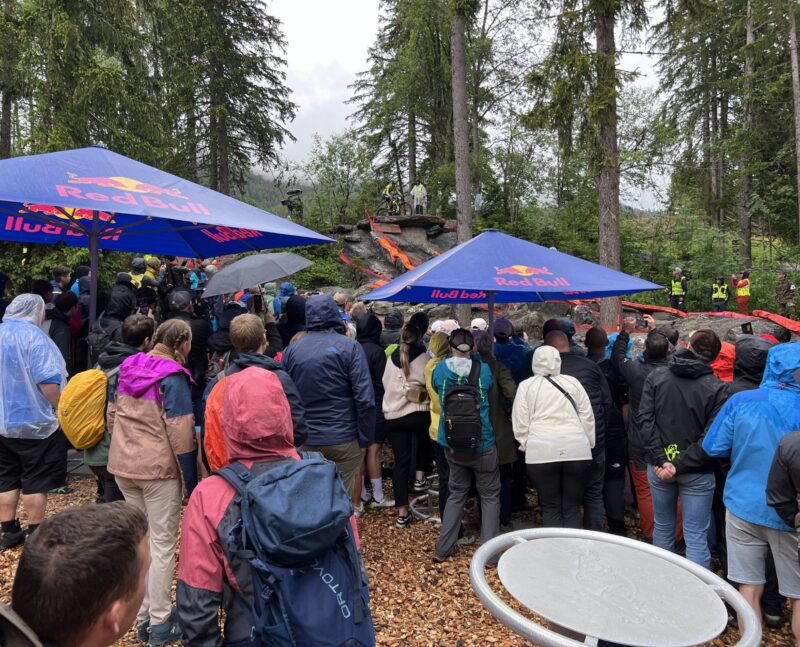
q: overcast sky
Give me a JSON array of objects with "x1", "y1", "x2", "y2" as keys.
[
  {"x1": 271, "y1": 0, "x2": 664, "y2": 208},
  {"x1": 272, "y1": 0, "x2": 380, "y2": 164}
]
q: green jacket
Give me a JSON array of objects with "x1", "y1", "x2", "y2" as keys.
[
  {"x1": 0, "y1": 603, "x2": 43, "y2": 647},
  {"x1": 480, "y1": 354, "x2": 519, "y2": 465}
]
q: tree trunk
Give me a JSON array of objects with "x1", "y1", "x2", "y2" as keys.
[
  {"x1": 596, "y1": 3, "x2": 621, "y2": 328},
  {"x1": 451, "y1": 9, "x2": 472, "y2": 326},
  {"x1": 738, "y1": 0, "x2": 754, "y2": 267},
  {"x1": 790, "y1": 6, "x2": 800, "y2": 245},
  {"x1": 218, "y1": 109, "x2": 230, "y2": 195},
  {"x1": 388, "y1": 132, "x2": 404, "y2": 198},
  {"x1": 0, "y1": 91, "x2": 10, "y2": 159},
  {"x1": 408, "y1": 109, "x2": 417, "y2": 188}
]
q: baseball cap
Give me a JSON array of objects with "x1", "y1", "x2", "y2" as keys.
[
  {"x1": 471, "y1": 318, "x2": 488, "y2": 331},
  {"x1": 493, "y1": 317, "x2": 514, "y2": 339},
  {"x1": 449, "y1": 328, "x2": 474, "y2": 353},
  {"x1": 168, "y1": 289, "x2": 193, "y2": 312},
  {"x1": 369, "y1": 301, "x2": 391, "y2": 316}
]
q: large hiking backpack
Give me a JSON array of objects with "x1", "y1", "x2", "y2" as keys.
[
  {"x1": 217, "y1": 454, "x2": 375, "y2": 647},
  {"x1": 443, "y1": 359, "x2": 483, "y2": 452},
  {"x1": 58, "y1": 367, "x2": 117, "y2": 449}
]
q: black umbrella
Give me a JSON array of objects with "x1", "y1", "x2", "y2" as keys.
[{"x1": 202, "y1": 252, "x2": 313, "y2": 298}]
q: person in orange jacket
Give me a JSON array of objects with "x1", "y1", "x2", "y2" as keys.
[{"x1": 731, "y1": 271, "x2": 751, "y2": 315}]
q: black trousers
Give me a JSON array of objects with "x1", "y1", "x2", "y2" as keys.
[
  {"x1": 386, "y1": 411, "x2": 430, "y2": 507},
  {"x1": 527, "y1": 460, "x2": 592, "y2": 529},
  {"x1": 89, "y1": 465, "x2": 124, "y2": 503}
]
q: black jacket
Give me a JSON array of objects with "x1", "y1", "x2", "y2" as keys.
[
  {"x1": 611, "y1": 330, "x2": 669, "y2": 465},
  {"x1": 203, "y1": 351, "x2": 308, "y2": 447},
  {"x1": 559, "y1": 352, "x2": 611, "y2": 454},
  {"x1": 639, "y1": 347, "x2": 730, "y2": 473},
  {"x1": 589, "y1": 353, "x2": 627, "y2": 446},
  {"x1": 277, "y1": 294, "x2": 307, "y2": 348},
  {"x1": 167, "y1": 310, "x2": 213, "y2": 387},
  {"x1": 356, "y1": 315, "x2": 387, "y2": 419},
  {"x1": 766, "y1": 430, "x2": 800, "y2": 532},
  {"x1": 46, "y1": 308, "x2": 72, "y2": 366},
  {"x1": 105, "y1": 282, "x2": 136, "y2": 321},
  {"x1": 730, "y1": 335, "x2": 774, "y2": 394}
]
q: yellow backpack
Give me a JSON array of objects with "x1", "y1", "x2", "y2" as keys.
[{"x1": 57, "y1": 369, "x2": 114, "y2": 450}]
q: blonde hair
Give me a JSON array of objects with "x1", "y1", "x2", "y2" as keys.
[
  {"x1": 229, "y1": 314, "x2": 265, "y2": 353},
  {"x1": 153, "y1": 319, "x2": 192, "y2": 364}
]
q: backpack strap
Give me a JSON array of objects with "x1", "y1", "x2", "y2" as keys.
[
  {"x1": 466, "y1": 359, "x2": 481, "y2": 386},
  {"x1": 215, "y1": 462, "x2": 252, "y2": 498}
]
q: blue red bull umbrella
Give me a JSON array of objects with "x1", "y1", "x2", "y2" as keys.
[
  {"x1": 365, "y1": 229, "x2": 661, "y2": 330},
  {"x1": 0, "y1": 146, "x2": 332, "y2": 322}
]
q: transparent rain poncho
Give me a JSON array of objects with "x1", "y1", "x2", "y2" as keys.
[{"x1": 0, "y1": 294, "x2": 67, "y2": 439}]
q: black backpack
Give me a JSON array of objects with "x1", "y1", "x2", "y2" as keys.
[
  {"x1": 86, "y1": 318, "x2": 122, "y2": 366},
  {"x1": 443, "y1": 359, "x2": 483, "y2": 452}
]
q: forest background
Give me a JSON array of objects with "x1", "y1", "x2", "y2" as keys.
[{"x1": 0, "y1": 0, "x2": 798, "y2": 315}]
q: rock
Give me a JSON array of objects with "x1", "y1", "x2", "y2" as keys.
[
  {"x1": 331, "y1": 224, "x2": 354, "y2": 234},
  {"x1": 573, "y1": 304, "x2": 600, "y2": 326},
  {"x1": 371, "y1": 214, "x2": 446, "y2": 228},
  {"x1": 344, "y1": 233, "x2": 361, "y2": 243},
  {"x1": 671, "y1": 314, "x2": 790, "y2": 343}
]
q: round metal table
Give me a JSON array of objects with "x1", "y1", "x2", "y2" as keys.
[{"x1": 470, "y1": 529, "x2": 761, "y2": 647}]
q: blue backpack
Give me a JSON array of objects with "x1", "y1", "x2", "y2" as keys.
[{"x1": 217, "y1": 454, "x2": 375, "y2": 647}]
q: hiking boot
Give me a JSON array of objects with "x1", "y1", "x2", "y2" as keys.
[
  {"x1": 369, "y1": 496, "x2": 395, "y2": 508},
  {"x1": 764, "y1": 613, "x2": 784, "y2": 629},
  {"x1": 147, "y1": 618, "x2": 181, "y2": 647},
  {"x1": 395, "y1": 513, "x2": 412, "y2": 528},
  {"x1": 0, "y1": 520, "x2": 25, "y2": 550},
  {"x1": 136, "y1": 619, "x2": 150, "y2": 643}
]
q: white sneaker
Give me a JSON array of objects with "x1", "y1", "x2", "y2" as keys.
[
  {"x1": 354, "y1": 502, "x2": 364, "y2": 518},
  {"x1": 369, "y1": 497, "x2": 395, "y2": 508}
]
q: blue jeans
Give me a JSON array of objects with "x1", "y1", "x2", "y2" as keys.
[{"x1": 647, "y1": 466, "x2": 715, "y2": 568}]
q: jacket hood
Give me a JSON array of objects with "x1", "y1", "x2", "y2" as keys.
[
  {"x1": 761, "y1": 342, "x2": 800, "y2": 392},
  {"x1": 428, "y1": 331, "x2": 450, "y2": 359},
  {"x1": 131, "y1": 257, "x2": 146, "y2": 273},
  {"x1": 356, "y1": 314, "x2": 382, "y2": 344},
  {"x1": 105, "y1": 283, "x2": 136, "y2": 320},
  {"x1": 222, "y1": 367, "x2": 299, "y2": 462},
  {"x1": 77, "y1": 276, "x2": 91, "y2": 295},
  {"x1": 532, "y1": 345, "x2": 561, "y2": 376},
  {"x1": 390, "y1": 342, "x2": 427, "y2": 368},
  {"x1": 305, "y1": 294, "x2": 342, "y2": 331},
  {"x1": 384, "y1": 308, "x2": 404, "y2": 330},
  {"x1": 97, "y1": 341, "x2": 140, "y2": 370},
  {"x1": 285, "y1": 294, "x2": 307, "y2": 325},
  {"x1": 669, "y1": 347, "x2": 714, "y2": 379},
  {"x1": 733, "y1": 336, "x2": 774, "y2": 385},
  {"x1": 231, "y1": 351, "x2": 282, "y2": 373},
  {"x1": 278, "y1": 282, "x2": 296, "y2": 297},
  {"x1": 117, "y1": 352, "x2": 190, "y2": 399}
]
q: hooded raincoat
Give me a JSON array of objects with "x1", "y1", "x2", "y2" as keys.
[
  {"x1": 107, "y1": 349, "x2": 195, "y2": 480},
  {"x1": 282, "y1": 295, "x2": 375, "y2": 447},
  {"x1": 177, "y1": 368, "x2": 302, "y2": 645},
  {"x1": 704, "y1": 342, "x2": 800, "y2": 530},
  {"x1": 0, "y1": 295, "x2": 66, "y2": 439},
  {"x1": 512, "y1": 346, "x2": 595, "y2": 465}
]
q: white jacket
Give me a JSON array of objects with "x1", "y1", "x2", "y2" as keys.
[{"x1": 512, "y1": 346, "x2": 595, "y2": 464}]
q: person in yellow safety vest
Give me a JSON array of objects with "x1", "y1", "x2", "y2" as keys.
[
  {"x1": 381, "y1": 182, "x2": 393, "y2": 205},
  {"x1": 670, "y1": 267, "x2": 688, "y2": 312},
  {"x1": 411, "y1": 181, "x2": 427, "y2": 214},
  {"x1": 711, "y1": 276, "x2": 729, "y2": 312},
  {"x1": 731, "y1": 271, "x2": 751, "y2": 315}
]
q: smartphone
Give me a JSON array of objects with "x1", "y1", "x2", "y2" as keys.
[{"x1": 741, "y1": 322, "x2": 754, "y2": 335}]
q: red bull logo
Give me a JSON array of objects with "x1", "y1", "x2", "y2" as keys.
[
  {"x1": 495, "y1": 264, "x2": 553, "y2": 277},
  {"x1": 493, "y1": 264, "x2": 570, "y2": 288},
  {"x1": 4, "y1": 215, "x2": 121, "y2": 241},
  {"x1": 67, "y1": 173, "x2": 187, "y2": 199},
  {"x1": 23, "y1": 203, "x2": 114, "y2": 222}
]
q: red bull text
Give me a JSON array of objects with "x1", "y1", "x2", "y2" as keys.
[
  {"x1": 3, "y1": 216, "x2": 122, "y2": 241},
  {"x1": 493, "y1": 264, "x2": 569, "y2": 288}
]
